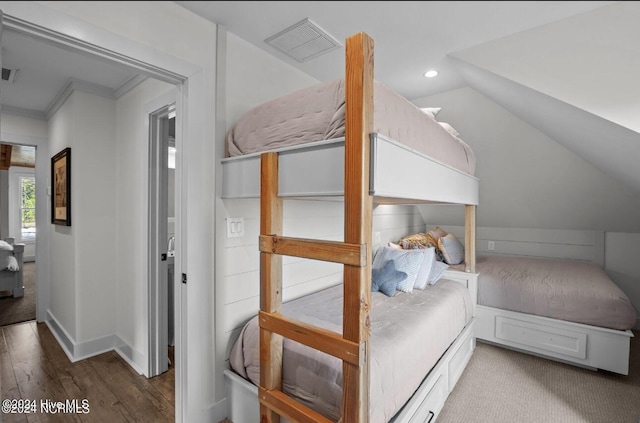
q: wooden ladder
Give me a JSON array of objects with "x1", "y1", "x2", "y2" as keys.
[{"x1": 258, "y1": 32, "x2": 374, "y2": 423}]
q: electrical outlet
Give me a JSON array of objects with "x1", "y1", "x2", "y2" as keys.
[
  {"x1": 373, "y1": 232, "x2": 381, "y2": 244},
  {"x1": 488, "y1": 241, "x2": 495, "y2": 251},
  {"x1": 226, "y1": 217, "x2": 245, "y2": 238}
]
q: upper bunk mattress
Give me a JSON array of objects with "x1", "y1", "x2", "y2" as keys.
[
  {"x1": 476, "y1": 255, "x2": 637, "y2": 330},
  {"x1": 225, "y1": 79, "x2": 476, "y2": 175},
  {"x1": 228, "y1": 279, "x2": 473, "y2": 423}
]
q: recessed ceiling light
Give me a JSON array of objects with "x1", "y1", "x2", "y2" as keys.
[{"x1": 424, "y1": 70, "x2": 438, "y2": 78}]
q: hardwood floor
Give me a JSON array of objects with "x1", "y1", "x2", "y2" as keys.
[{"x1": 1, "y1": 321, "x2": 174, "y2": 422}]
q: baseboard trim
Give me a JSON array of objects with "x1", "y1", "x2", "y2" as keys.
[
  {"x1": 202, "y1": 397, "x2": 227, "y2": 423},
  {"x1": 115, "y1": 339, "x2": 146, "y2": 375},
  {"x1": 45, "y1": 310, "x2": 75, "y2": 362},
  {"x1": 45, "y1": 310, "x2": 145, "y2": 374}
]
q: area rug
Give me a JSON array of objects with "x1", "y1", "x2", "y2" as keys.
[{"x1": 0, "y1": 262, "x2": 36, "y2": 326}]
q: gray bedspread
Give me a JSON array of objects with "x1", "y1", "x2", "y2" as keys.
[
  {"x1": 228, "y1": 280, "x2": 473, "y2": 422},
  {"x1": 475, "y1": 255, "x2": 637, "y2": 330},
  {"x1": 225, "y1": 79, "x2": 476, "y2": 175}
]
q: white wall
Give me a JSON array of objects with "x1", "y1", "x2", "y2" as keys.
[
  {"x1": 115, "y1": 78, "x2": 174, "y2": 366},
  {"x1": 47, "y1": 93, "x2": 81, "y2": 338},
  {"x1": 2, "y1": 2, "x2": 220, "y2": 421},
  {"x1": 0, "y1": 114, "x2": 48, "y2": 139},
  {"x1": 413, "y1": 86, "x2": 640, "y2": 232},
  {"x1": 215, "y1": 30, "x2": 322, "y2": 398},
  {"x1": 46, "y1": 91, "x2": 117, "y2": 342},
  {"x1": 72, "y1": 91, "x2": 118, "y2": 342},
  {"x1": 452, "y1": 1, "x2": 640, "y2": 134}
]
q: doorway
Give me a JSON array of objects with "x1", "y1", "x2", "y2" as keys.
[
  {"x1": 148, "y1": 102, "x2": 177, "y2": 378},
  {"x1": 0, "y1": 142, "x2": 37, "y2": 327}
]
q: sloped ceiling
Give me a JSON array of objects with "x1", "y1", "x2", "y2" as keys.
[{"x1": 450, "y1": 1, "x2": 640, "y2": 192}]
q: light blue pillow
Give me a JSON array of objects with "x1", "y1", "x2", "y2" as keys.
[
  {"x1": 371, "y1": 259, "x2": 407, "y2": 297},
  {"x1": 437, "y1": 234, "x2": 465, "y2": 265},
  {"x1": 373, "y1": 246, "x2": 424, "y2": 292}
]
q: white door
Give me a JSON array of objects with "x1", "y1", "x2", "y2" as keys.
[{"x1": 148, "y1": 103, "x2": 176, "y2": 377}]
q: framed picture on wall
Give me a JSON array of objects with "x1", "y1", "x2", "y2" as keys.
[{"x1": 51, "y1": 147, "x2": 71, "y2": 226}]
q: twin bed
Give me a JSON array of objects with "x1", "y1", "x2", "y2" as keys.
[{"x1": 220, "y1": 32, "x2": 636, "y2": 423}]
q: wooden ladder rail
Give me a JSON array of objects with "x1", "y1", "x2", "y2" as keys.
[{"x1": 258, "y1": 32, "x2": 374, "y2": 423}]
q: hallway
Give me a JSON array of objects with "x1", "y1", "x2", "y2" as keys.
[{"x1": 1, "y1": 321, "x2": 174, "y2": 422}]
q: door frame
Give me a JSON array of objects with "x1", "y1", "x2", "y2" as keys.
[
  {"x1": 147, "y1": 96, "x2": 177, "y2": 377},
  {"x1": 0, "y1": 5, "x2": 209, "y2": 422}
]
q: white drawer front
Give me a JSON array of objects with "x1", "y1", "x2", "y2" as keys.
[
  {"x1": 495, "y1": 316, "x2": 587, "y2": 359},
  {"x1": 409, "y1": 373, "x2": 447, "y2": 423},
  {"x1": 448, "y1": 329, "x2": 475, "y2": 389}
]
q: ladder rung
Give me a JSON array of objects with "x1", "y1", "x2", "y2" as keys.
[
  {"x1": 259, "y1": 387, "x2": 334, "y2": 423},
  {"x1": 259, "y1": 311, "x2": 360, "y2": 365},
  {"x1": 259, "y1": 235, "x2": 366, "y2": 266}
]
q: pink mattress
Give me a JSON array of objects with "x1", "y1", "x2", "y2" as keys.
[
  {"x1": 225, "y1": 79, "x2": 476, "y2": 175},
  {"x1": 475, "y1": 255, "x2": 637, "y2": 330},
  {"x1": 228, "y1": 280, "x2": 473, "y2": 422}
]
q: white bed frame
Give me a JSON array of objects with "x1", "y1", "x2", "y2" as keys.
[
  {"x1": 434, "y1": 225, "x2": 634, "y2": 375},
  {"x1": 221, "y1": 133, "x2": 479, "y2": 205},
  {"x1": 224, "y1": 269, "x2": 478, "y2": 423}
]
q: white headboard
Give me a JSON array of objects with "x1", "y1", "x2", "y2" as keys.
[{"x1": 429, "y1": 225, "x2": 605, "y2": 267}]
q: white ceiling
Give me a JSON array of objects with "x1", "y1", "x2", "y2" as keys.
[
  {"x1": 0, "y1": 1, "x2": 614, "y2": 115},
  {"x1": 175, "y1": 1, "x2": 614, "y2": 100},
  {"x1": 1, "y1": 27, "x2": 140, "y2": 118}
]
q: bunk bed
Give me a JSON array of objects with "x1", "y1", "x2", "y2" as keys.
[
  {"x1": 440, "y1": 226, "x2": 637, "y2": 375},
  {"x1": 221, "y1": 33, "x2": 479, "y2": 423}
]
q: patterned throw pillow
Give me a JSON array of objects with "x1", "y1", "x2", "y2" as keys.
[
  {"x1": 427, "y1": 226, "x2": 448, "y2": 240},
  {"x1": 438, "y1": 234, "x2": 465, "y2": 265},
  {"x1": 373, "y1": 246, "x2": 424, "y2": 293},
  {"x1": 399, "y1": 232, "x2": 437, "y2": 250},
  {"x1": 371, "y1": 259, "x2": 407, "y2": 297},
  {"x1": 426, "y1": 227, "x2": 448, "y2": 261}
]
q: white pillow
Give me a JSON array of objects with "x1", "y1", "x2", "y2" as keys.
[
  {"x1": 420, "y1": 107, "x2": 442, "y2": 118},
  {"x1": 438, "y1": 122, "x2": 460, "y2": 138},
  {"x1": 428, "y1": 260, "x2": 448, "y2": 285},
  {"x1": 0, "y1": 240, "x2": 13, "y2": 251},
  {"x1": 413, "y1": 247, "x2": 436, "y2": 290}
]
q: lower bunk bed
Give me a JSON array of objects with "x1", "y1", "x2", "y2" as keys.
[{"x1": 225, "y1": 269, "x2": 478, "y2": 423}]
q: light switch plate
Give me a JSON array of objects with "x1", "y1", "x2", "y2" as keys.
[{"x1": 226, "y1": 217, "x2": 245, "y2": 238}]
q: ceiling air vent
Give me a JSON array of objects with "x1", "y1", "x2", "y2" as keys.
[
  {"x1": 265, "y1": 18, "x2": 342, "y2": 63},
  {"x1": 1, "y1": 68, "x2": 18, "y2": 83}
]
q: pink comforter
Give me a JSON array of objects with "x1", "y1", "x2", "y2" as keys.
[
  {"x1": 225, "y1": 79, "x2": 476, "y2": 175},
  {"x1": 228, "y1": 280, "x2": 473, "y2": 422},
  {"x1": 476, "y1": 255, "x2": 637, "y2": 330}
]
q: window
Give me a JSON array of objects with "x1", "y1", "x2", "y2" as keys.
[{"x1": 19, "y1": 175, "x2": 36, "y2": 242}]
